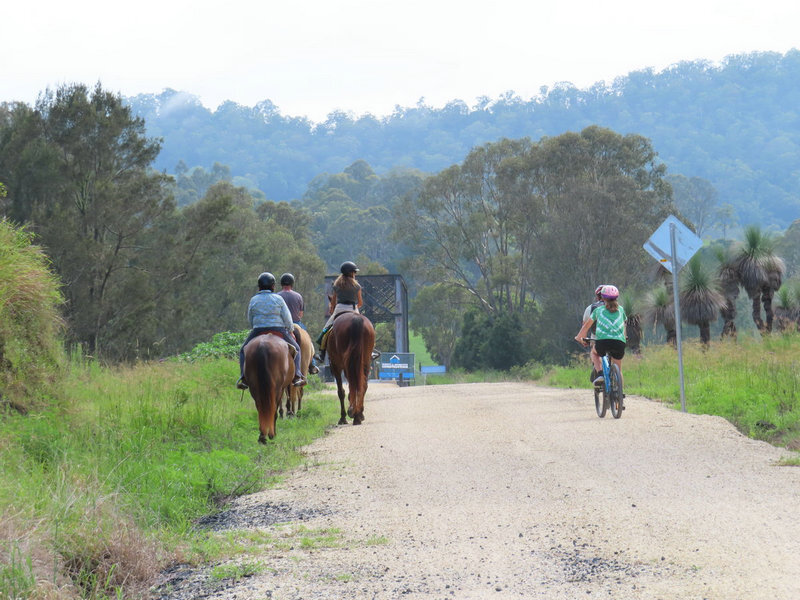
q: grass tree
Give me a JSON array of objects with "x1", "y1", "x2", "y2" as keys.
[
  {"x1": 620, "y1": 292, "x2": 642, "y2": 353},
  {"x1": 680, "y1": 255, "x2": 725, "y2": 345},
  {"x1": 644, "y1": 284, "x2": 676, "y2": 346},
  {"x1": 761, "y1": 254, "x2": 786, "y2": 332},
  {"x1": 713, "y1": 244, "x2": 740, "y2": 339},
  {"x1": 793, "y1": 285, "x2": 800, "y2": 330},
  {"x1": 733, "y1": 226, "x2": 784, "y2": 333},
  {"x1": 774, "y1": 285, "x2": 796, "y2": 332}
]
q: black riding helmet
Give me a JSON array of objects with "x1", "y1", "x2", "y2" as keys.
[
  {"x1": 280, "y1": 273, "x2": 295, "y2": 286},
  {"x1": 257, "y1": 272, "x2": 276, "y2": 290},
  {"x1": 340, "y1": 261, "x2": 359, "y2": 275}
]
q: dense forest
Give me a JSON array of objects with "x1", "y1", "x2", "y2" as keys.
[{"x1": 129, "y1": 50, "x2": 800, "y2": 231}]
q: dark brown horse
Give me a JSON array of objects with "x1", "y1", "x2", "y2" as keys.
[
  {"x1": 326, "y1": 312, "x2": 375, "y2": 425},
  {"x1": 243, "y1": 333, "x2": 295, "y2": 443}
]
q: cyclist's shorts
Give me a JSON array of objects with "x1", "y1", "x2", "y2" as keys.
[{"x1": 595, "y1": 339, "x2": 626, "y2": 360}]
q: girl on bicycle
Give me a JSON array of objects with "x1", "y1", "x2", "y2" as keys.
[{"x1": 575, "y1": 284, "x2": 626, "y2": 386}]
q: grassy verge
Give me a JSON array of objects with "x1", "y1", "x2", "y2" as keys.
[
  {"x1": 541, "y1": 334, "x2": 800, "y2": 451},
  {"x1": 0, "y1": 356, "x2": 339, "y2": 599}
]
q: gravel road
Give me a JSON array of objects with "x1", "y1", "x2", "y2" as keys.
[{"x1": 152, "y1": 382, "x2": 800, "y2": 600}]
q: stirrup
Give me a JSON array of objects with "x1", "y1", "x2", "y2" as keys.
[
  {"x1": 236, "y1": 377, "x2": 248, "y2": 390},
  {"x1": 308, "y1": 363, "x2": 320, "y2": 374},
  {"x1": 292, "y1": 376, "x2": 307, "y2": 387}
]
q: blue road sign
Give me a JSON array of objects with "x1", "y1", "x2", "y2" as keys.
[{"x1": 378, "y1": 353, "x2": 415, "y2": 380}]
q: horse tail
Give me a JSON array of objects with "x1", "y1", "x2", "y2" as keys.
[{"x1": 345, "y1": 315, "x2": 366, "y2": 392}]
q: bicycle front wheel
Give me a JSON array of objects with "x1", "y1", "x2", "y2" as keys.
[
  {"x1": 609, "y1": 364, "x2": 624, "y2": 419},
  {"x1": 594, "y1": 386, "x2": 607, "y2": 418}
]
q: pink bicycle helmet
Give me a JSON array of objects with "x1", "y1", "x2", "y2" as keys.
[{"x1": 601, "y1": 285, "x2": 619, "y2": 300}]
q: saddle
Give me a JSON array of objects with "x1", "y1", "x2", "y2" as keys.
[
  {"x1": 255, "y1": 330, "x2": 297, "y2": 358},
  {"x1": 332, "y1": 307, "x2": 358, "y2": 321}
]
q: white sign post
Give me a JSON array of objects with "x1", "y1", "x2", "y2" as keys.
[{"x1": 643, "y1": 215, "x2": 703, "y2": 412}]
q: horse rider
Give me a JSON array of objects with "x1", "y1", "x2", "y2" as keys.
[
  {"x1": 277, "y1": 272, "x2": 320, "y2": 374},
  {"x1": 582, "y1": 284, "x2": 607, "y2": 383},
  {"x1": 237, "y1": 272, "x2": 307, "y2": 390},
  {"x1": 315, "y1": 261, "x2": 363, "y2": 364}
]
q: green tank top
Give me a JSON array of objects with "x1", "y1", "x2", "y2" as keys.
[{"x1": 591, "y1": 305, "x2": 627, "y2": 342}]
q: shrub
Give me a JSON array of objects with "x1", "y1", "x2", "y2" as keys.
[{"x1": 0, "y1": 218, "x2": 66, "y2": 411}]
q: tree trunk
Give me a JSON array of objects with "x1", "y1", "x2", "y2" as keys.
[
  {"x1": 666, "y1": 327, "x2": 677, "y2": 346},
  {"x1": 751, "y1": 294, "x2": 765, "y2": 332},
  {"x1": 699, "y1": 322, "x2": 711, "y2": 346},
  {"x1": 626, "y1": 316, "x2": 642, "y2": 354},
  {"x1": 761, "y1": 285, "x2": 774, "y2": 333},
  {"x1": 719, "y1": 284, "x2": 739, "y2": 340}
]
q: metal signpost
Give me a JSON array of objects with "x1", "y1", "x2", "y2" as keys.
[{"x1": 643, "y1": 215, "x2": 703, "y2": 412}]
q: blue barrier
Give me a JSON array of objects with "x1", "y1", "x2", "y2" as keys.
[{"x1": 420, "y1": 365, "x2": 447, "y2": 374}]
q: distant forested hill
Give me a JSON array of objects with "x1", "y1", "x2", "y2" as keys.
[{"x1": 128, "y1": 49, "x2": 800, "y2": 229}]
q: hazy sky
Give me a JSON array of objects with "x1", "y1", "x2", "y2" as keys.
[{"x1": 3, "y1": 0, "x2": 799, "y2": 123}]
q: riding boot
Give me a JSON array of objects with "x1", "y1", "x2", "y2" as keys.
[{"x1": 236, "y1": 376, "x2": 248, "y2": 390}]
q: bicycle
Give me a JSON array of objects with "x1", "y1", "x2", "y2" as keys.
[{"x1": 582, "y1": 337, "x2": 624, "y2": 419}]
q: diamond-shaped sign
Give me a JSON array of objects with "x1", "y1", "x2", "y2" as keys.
[{"x1": 643, "y1": 215, "x2": 702, "y2": 273}]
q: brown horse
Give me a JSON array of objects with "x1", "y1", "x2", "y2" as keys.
[
  {"x1": 326, "y1": 311, "x2": 375, "y2": 425},
  {"x1": 281, "y1": 325, "x2": 315, "y2": 418},
  {"x1": 243, "y1": 333, "x2": 295, "y2": 443}
]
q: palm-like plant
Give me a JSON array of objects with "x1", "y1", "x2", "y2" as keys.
[
  {"x1": 761, "y1": 254, "x2": 786, "y2": 332},
  {"x1": 680, "y1": 255, "x2": 725, "y2": 345},
  {"x1": 713, "y1": 244, "x2": 740, "y2": 338},
  {"x1": 644, "y1": 284, "x2": 676, "y2": 345},
  {"x1": 733, "y1": 226, "x2": 783, "y2": 332},
  {"x1": 620, "y1": 292, "x2": 642, "y2": 353},
  {"x1": 773, "y1": 285, "x2": 796, "y2": 333},
  {"x1": 793, "y1": 284, "x2": 800, "y2": 330}
]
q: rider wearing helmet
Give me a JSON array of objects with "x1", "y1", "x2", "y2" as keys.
[
  {"x1": 582, "y1": 284, "x2": 607, "y2": 383},
  {"x1": 277, "y1": 273, "x2": 319, "y2": 374},
  {"x1": 315, "y1": 261, "x2": 364, "y2": 363},
  {"x1": 237, "y1": 272, "x2": 306, "y2": 390},
  {"x1": 575, "y1": 284, "x2": 627, "y2": 388},
  {"x1": 583, "y1": 285, "x2": 607, "y2": 323}
]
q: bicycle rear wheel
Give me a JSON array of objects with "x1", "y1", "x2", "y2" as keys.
[
  {"x1": 609, "y1": 364, "x2": 623, "y2": 419},
  {"x1": 594, "y1": 386, "x2": 607, "y2": 418}
]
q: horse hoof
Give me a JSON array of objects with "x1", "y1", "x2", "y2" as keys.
[
  {"x1": 258, "y1": 434, "x2": 267, "y2": 445},
  {"x1": 338, "y1": 418, "x2": 348, "y2": 425}
]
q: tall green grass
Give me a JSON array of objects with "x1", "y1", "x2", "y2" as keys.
[
  {"x1": 0, "y1": 356, "x2": 339, "y2": 599},
  {"x1": 0, "y1": 218, "x2": 66, "y2": 411},
  {"x1": 544, "y1": 335, "x2": 800, "y2": 449}
]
